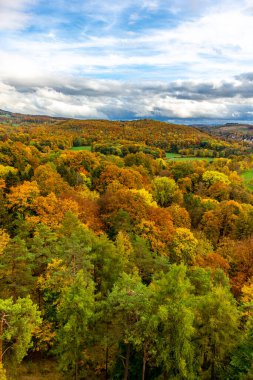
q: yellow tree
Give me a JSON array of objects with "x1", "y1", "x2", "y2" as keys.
[{"x1": 7, "y1": 181, "x2": 40, "y2": 214}]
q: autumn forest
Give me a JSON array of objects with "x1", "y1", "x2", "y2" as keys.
[{"x1": 0, "y1": 113, "x2": 252, "y2": 379}]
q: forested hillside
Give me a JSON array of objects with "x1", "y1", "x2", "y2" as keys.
[
  {"x1": 198, "y1": 122, "x2": 253, "y2": 144},
  {"x1": 0, "y1": 115, "x2": 252, "y2": 379}
]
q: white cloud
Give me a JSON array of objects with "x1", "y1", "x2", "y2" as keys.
[
  {"x1": 0, "y1": 82, "x2": 108, "y2": 118},
  {"x1": 1, "y1": 0, "x2": 253, "y2": 118},
  {"x1": 1, "y1": 3, "x2": 253, "y2": 82},
  {"x1": 0, "y1": 0, "x2": 36, "y2": 30},
  {"x1": 1, "y1": 76, "x2": 253, "y2": 119}
]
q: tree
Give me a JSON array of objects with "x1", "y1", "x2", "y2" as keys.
[
  {"x1": 229, "y1": 317, "x2": 253, "y2": 379},
  {"x1": 100, "y1": 186, "x2": 148, "y2": 232},
  {"x1": 207, "y1": 181, "x2": 230, "y2": 201},
  {"x1": 137, "y1": 206, "x2": 174, "y2": 256},
  {"x1": 131, "y1": 236, "x2": 170, "y2": 284},
  {"x1": 91, "y1": 233, "x2": 122, "y2": 295},
  {"x1": 115, "y1": 231, "x2": 136, "y2": 274},
  {"x1": 202, "y1": 170, "x2": 230, "y2": 186},
  {"x1": 0, "y1": 165, "x2": 17, "y2": 178},
  {"x1": 170, "y1": 228, "x2": 198, "y2": 265},
  {"x1": 217, "y1": 237, "x2": 253, "y2": 297},
  {"x1": 152, "y1": 177, "x2": 178, "y2": 207},
  {"x1": 150, "y1": 265, "x2": 195, "y2": 379},
  {"x1": 195, "y1": 252, "x2": 230, "y2": 275},
  {"x1": 28, "y1": 223, "x2": 58, "y2": 277},
  {"x1": 61, "y1": 190, "x2": 103, "y2": 233},
  {"x1": 167, "y1": 204, "x2": 191, "y2": 228},
  {"x1": 171, "y1": 162, "x2": 195, "y2": 181},
  {"x1": 195, "y1": 285, "x2": 240, "y2": 379},
  {"x1": 7, "y1": 181, "x2": 40, "y2": 215},
  {"x1": 56, "y1": 270, "x2": 95, "y2": 379},
  {"x1": 0, "y1": 297, "x2": 41, "y2": 368},
  {"x1": 0, "y1": 237, "x2": 34, "y2": 299},
  {"x1": 33, "y1": 163, "x2": 69, "y2": 196},
  {"x1": 200, "y1": 210, "x2": 222, "y2": 246},
  {"x1": 56, "y1": 214, "x2": 94, "y2": 277},
  {"x1": 29, "y1": 192, "x2": 79, "y2": 229},
  {"x1": 95, "y1": 164, "x2": 145, "y2": 193},
  {"x1": 106, "y1": 271, "x2": 152, "y2": 380}
]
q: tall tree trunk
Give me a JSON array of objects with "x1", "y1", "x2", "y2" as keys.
[
  {"x1": 211, "y1": 361, "x2": 215, "y2": 380},
  {"x1": 123, "y1": 344, "x2": 130, "y2": 380},
  {"x1": 105, "y1": 345, "x2": 109, "y2": 380},
  {"x1": 142, "y1": 352, "x2": 146, "y2": 380},
  {"x1": 211, "y1": 344, "x2": 216, "y2": 380},
  {"x1": 75, "y1": 361, "x2": 78, "y2": 380}
]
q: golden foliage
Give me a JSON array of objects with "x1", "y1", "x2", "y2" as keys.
[
  {"x1": 0, "y1": 229, "x2": 9, "y2": 255},
  {"x1": 7, "y1": 181, "x2": 40, "y2": 211},
  {"x1": 29, "y1": 192, "x2": 79, "y2": 228}
]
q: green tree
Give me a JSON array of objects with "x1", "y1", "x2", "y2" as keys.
[
  {"x1": 91, "y1": 233, "x2": 121, "y2": 296},
  {"x1": 0, "y1": 297, "x2": 41, "y2": 368},
  {"x1": 28, "y1": 223, "x2": 58, "y2": 276},
  {"x1": 57, "y1": 220, "x2": 94, "y2": 277},
  {"x1": 195, "y1": 285, "x2": 240, "y2": 379},
  {"x1": 229, "y1": 316, "x2": 253, "y2": 379},
  {"x1": 0, "y1": 237, "x2": 34, "y2": 299},
  {"x1": 202, "y1": 170, "x2": 231, "y2": 186},
  {"x1": 153, "y1": 176, "x2": 178, "y2": 207},
  {"x1": 106, "y1": 271, "x2": 152, "y2": 380},
  {"x1": 151, "y1": 265, "x2": 195, "y2": 379},
  {"x1": 56, "y1": 270, "x2": 95, "y2": 379}
]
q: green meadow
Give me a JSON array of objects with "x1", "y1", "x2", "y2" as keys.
[
  {"x1": 70, "y1": 146, "x2": 91, "y2": 151},
  {"x1": 241, "y1": 168, "x2": 253, "y2": 190},
  {"x1": 166, "y1": 152, "x2": 213, "y2": 161}
]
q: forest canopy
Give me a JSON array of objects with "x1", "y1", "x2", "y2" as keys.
[{"x1": 0, "y1": 116, "x2": 252, "y2": 379}]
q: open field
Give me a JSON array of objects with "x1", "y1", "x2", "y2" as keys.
[
  {"x1": 70, "y1": 146, "x2": 91, "y2": 151},
  {"x1": 241, "y1": 168, "x2": 253, "y2": 190},
  {"x1": 166, "y1": 152, "x2": 213, "y2": 161}
]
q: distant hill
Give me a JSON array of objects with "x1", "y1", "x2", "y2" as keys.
[
  {"x1": 0, "y1": 109, "x2": 13, "y2": 116},
  {"x1": 198, "y1": 122, "x2": 253, "y2": 143},
  {"x1": 0, "y1": 109, "x2": 69, "y2": 124},
  {"x1": 0, "y1": 109, "x2": 251, "y2": 156},
  {"x1": 0, "y1": 110, "x2": 246, "y2": 157}
]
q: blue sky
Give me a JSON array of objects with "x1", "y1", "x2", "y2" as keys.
[{"x1": 1, "y1": 0, "x2": 253, "y2": 119}]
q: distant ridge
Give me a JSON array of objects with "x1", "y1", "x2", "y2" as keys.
[
  {"x1": 0, "y1": 109, "x2": 13, "y2": 116},
  {"x1": 0, "y1": 109, "x2": 71, "y2": 123}
]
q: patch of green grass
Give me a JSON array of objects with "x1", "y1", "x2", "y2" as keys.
[
  {"x1": 241, "y1": 169, "x2": 253, "y2": 190},
  {"x1": 70, "y1": 145, "x2": 91, "y2": 151},
  {"x1": 166, "y1": 152, "x2": 182, "y2": 158},
  {"x1": 166, "y1": 152, "x2": 213, "y2": 162}
]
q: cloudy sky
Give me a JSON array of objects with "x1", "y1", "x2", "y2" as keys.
[{"x1": 1, "y1": 0, "x2": 253, "y2": 120}]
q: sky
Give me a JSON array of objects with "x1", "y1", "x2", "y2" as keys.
[{"x1": 1, "y1": 0, "x2": 253, "y2": 120}]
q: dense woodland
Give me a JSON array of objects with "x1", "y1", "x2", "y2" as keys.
[{"x1": 0, "y1": 115, "x2": 252, "y2": 379}]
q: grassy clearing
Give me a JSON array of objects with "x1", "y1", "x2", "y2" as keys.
[
  {"x1": 241, "y1": 168, "x2": 253, "y2": 190},
  {"x1": 166, "y1": 152, "x2": 213, "y2": 162},
  {"x1": 166, "y1": 152, "x2": 182, "y2": 158},
  {"x1": 7, "y1": 359, "x2": 62, "y2": 380},
  {"x1": 70, "y1": 145, "x2": 91, "y2": 151}
]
